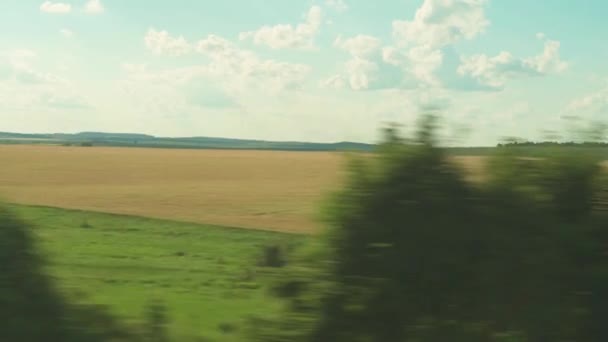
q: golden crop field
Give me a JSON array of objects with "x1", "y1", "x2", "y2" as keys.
[{"x1": 0, "y1": 145, "x2": 485, "y2": 233}]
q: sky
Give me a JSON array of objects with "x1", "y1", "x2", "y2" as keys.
[{"x1": 1, "y1": 0, "x2": 607, "y2": 146}]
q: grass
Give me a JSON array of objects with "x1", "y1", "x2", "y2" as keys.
[{"x1": 10, "y1": 204, "x2": 305, "y2": 341}]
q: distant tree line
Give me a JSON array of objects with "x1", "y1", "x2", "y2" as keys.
[{"x1": 498, "y1": 141, "x2": 608, "y2": 148}]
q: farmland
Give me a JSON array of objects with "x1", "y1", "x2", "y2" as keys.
[
  {"x1": 2, "y1": 143, "x2": 608, "y2": 341},
  {"x1": 0, "y1": 144, "x2": 485, "y2": 232},
  {"x1": 0, "y1": 145, "x2": 349, "y2": 233}
]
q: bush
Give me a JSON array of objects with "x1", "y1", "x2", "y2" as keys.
[
  {"x1": 143, "y1": 299, "x2": 169, "y2": 342},
  {"x1": 248, "y1": 115, "x2": 608, "y2": 342},
  {"x1": 257, "y1": 243, "x2": 287, "y2": 268},
  {"x1": 0, "y1": 205, "x2": 139, "y2": 342}
]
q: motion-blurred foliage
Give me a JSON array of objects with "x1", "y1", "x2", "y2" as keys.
[
  {"x1": 3, "y1": 114, "x2": 608, "y2": 341},
  {"x1": 248, "y1": 115, "x2": 608, "y2": 342},
  {"x1": 0, "y1": 206, "x2": 137, "y2": 342}
]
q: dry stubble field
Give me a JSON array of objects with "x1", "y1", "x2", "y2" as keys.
[{"x1": 0, "y1": 145, "x2": 485, "y2": 233}]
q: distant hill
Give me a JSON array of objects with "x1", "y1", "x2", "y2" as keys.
[
  {"x1": 0, "y1": 131, "x2": 375, "y2": 152},
  {"x1": 2, "y1": 131, "x2": 607, "y2": 156}
]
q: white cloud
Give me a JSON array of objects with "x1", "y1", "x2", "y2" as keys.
[
  {"x1": 196, "y1": 34, "x2": 311, "y2": 92},
  {"x1": 392, "y1": 0, "x2": 489, "y2": 49},
  {"x1": 381, "y1": 46, "x2": 405, "y2": 66},
  {"x1": 566, "y1": 86, "x2": 608, "y2": 115},
  {"x1": 144, "y1": 28, "x2": 192, "y2": 57},
  {"x1": 387, "y1": 0, "x2": 489, "y2": 84},
  {"x1": 328, "y1": 34, "x2": 414, "y2": 91},
  {"x1": 334, "y1": 34, "x2": 381, "y2": 58},
  {"x1": 536, "y1": 32, "x2": 546, "y2": 40},
  {"x1": 84, "y1": 0, "x2": 104, "y2": 14},
  {"x1": 407, "y1": 46, "x2": 443, "y2": 85},
  {"x1": 525, "y1": 40, "x2": 568, "y2": 74},
  {"x1": 40, "y1": 1, "x2": 71, "y2": 14},
  {"x1": 239, "y1": 6, "x2": 322, "y2": 50},
  {"x1": 344, "y1": 57, "x2": 379, "y2": 90},
  {"x1": 326, "y1": 0, "x2": 348, "y2": 12},
  {"x1": 458, "y1": 39, "x2": 568, "y2": 88},
  {"x1": 60, "y1": 28, "x2": 74, "y2": 38},
  {"x1": 138, "y1": 30, "x2": 311, "y2": 93},
  {"x1": 458, "y1": 51, "x2": 536, "y2": 88}
]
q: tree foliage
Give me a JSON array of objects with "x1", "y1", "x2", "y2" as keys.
[
  {"x1": 0, "y1": 205, "x2": 137, "y2": 342},
  {"x1": 249, "y1": 115, "x2": 608, "y2": 342}
]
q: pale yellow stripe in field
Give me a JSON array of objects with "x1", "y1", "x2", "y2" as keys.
[
  {"x1": 0, "y1": 145, "x2": 350, "y2": 233},
  {"x1": 0, "y1": 145, "x2": 488, "y2": 233}
]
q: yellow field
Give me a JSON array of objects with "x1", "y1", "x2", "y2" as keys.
[{"x1": 0, "y1": 145, "x2": 486, "y2": 233}]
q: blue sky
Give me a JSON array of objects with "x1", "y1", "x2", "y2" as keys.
[{"x1": 1, "y1": 0, "x2": 607, "y2": 145}]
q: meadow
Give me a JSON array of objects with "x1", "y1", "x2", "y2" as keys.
[{"x1": 9, "y1": 204, "x2": 303, "y2": 341}]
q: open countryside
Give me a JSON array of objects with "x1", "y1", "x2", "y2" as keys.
[
  {"x1": 0, "y1": 144, "x2": 489, "y2": 233},
  {"x1": 4, "y1": 0, "x2": 608, "y2": 341}
]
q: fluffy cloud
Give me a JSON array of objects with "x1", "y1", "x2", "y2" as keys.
[
  {"x1": 197, "y1": 35, "x2": 311, "y2": 92},
  {"x1": 343, "y1": 57, "x2": 379, "y2": 90},
  {"x1": 139, "y1": 30, "x2": 312, "y2": 95},
  {"x1": 144, "y1": 29, "x2": 192, "y2": 57},
  {"x1": 458, "y1": 51, "x2": 538, "y2": 88},
  {"x1": 526, "y1": 40, "x2": 568, "y2": 74},
  {"x1": 326, "y1": 32, "x2": 414, "y2": 91},
  {"x1": 334, "y1": 35, "x2": 381, "y2": 58},
  {"x1": 458, "y1": 39, "x2": 568, "y2": 88},
  {"x1": 326, "y1": 0, "x2": 348, "y2": 12},
  {"x1": 386, "y1": 0, "x2": 489, "y2": 85},
  {"x1": 40, "y1": 1, "x2": 71, "y2": 14},
  {"x1": 84, "y1": 0, "x2": 104, "y2": 14},
  {"x1": 239, "y1": 6, "x2": 322, "y2": 50},
  {"x1": 407, "y1": 46, "x2": 443, "y2": 85},
  {"x1": 392, "y1": 0, "x2": 489, "y2": 49}
]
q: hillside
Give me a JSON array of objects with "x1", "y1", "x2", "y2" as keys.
[{"x1": 0, "y1": 131, "x2": 374, "y2": 152}]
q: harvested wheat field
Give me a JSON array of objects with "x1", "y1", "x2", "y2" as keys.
[{"x1": 0, "y1": 145, "x2": 485, "y2": 233}]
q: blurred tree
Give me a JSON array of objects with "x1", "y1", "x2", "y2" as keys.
[
  {"x1": 249, "y1": 114, "x2": 608, "y2": 342},
  {"x1": 0, "y1": 205, "x2": 138, "y2": 342}
]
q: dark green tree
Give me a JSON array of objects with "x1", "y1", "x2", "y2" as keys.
[
  {"x1": 249, "y1": 114, "x2": 608, "y2": 342},
  {"x1": 0, "y1": 205, "x2": 138, "y2": 342}
]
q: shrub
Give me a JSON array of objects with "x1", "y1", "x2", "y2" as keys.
[
  {"x1": 248, "y1": 115, "x2": 608, "y2": 342},
  {"x1": 0, "y1": 205, "x2": 138, "y2": 342},
  {"x1": 257, "y1": 243, "x2": 287, "y2": 268}
]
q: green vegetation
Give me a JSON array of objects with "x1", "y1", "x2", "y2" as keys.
[
  {"x1": 4, "y1": 116, "x2": 608, "y2": 341},
  {"x1": 3, "y1": 204, "x2": 304, "y2": 341},
  {"x1": 0, "y1": 205, "x2": 138, "y2": 342},
  {"x1": 248, "y1": 116, "x2": 608, "y2": 341}
]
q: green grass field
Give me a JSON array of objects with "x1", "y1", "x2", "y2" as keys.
[{"x1": 10, "y1": 204, "x2": 304, "y2": 341}]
